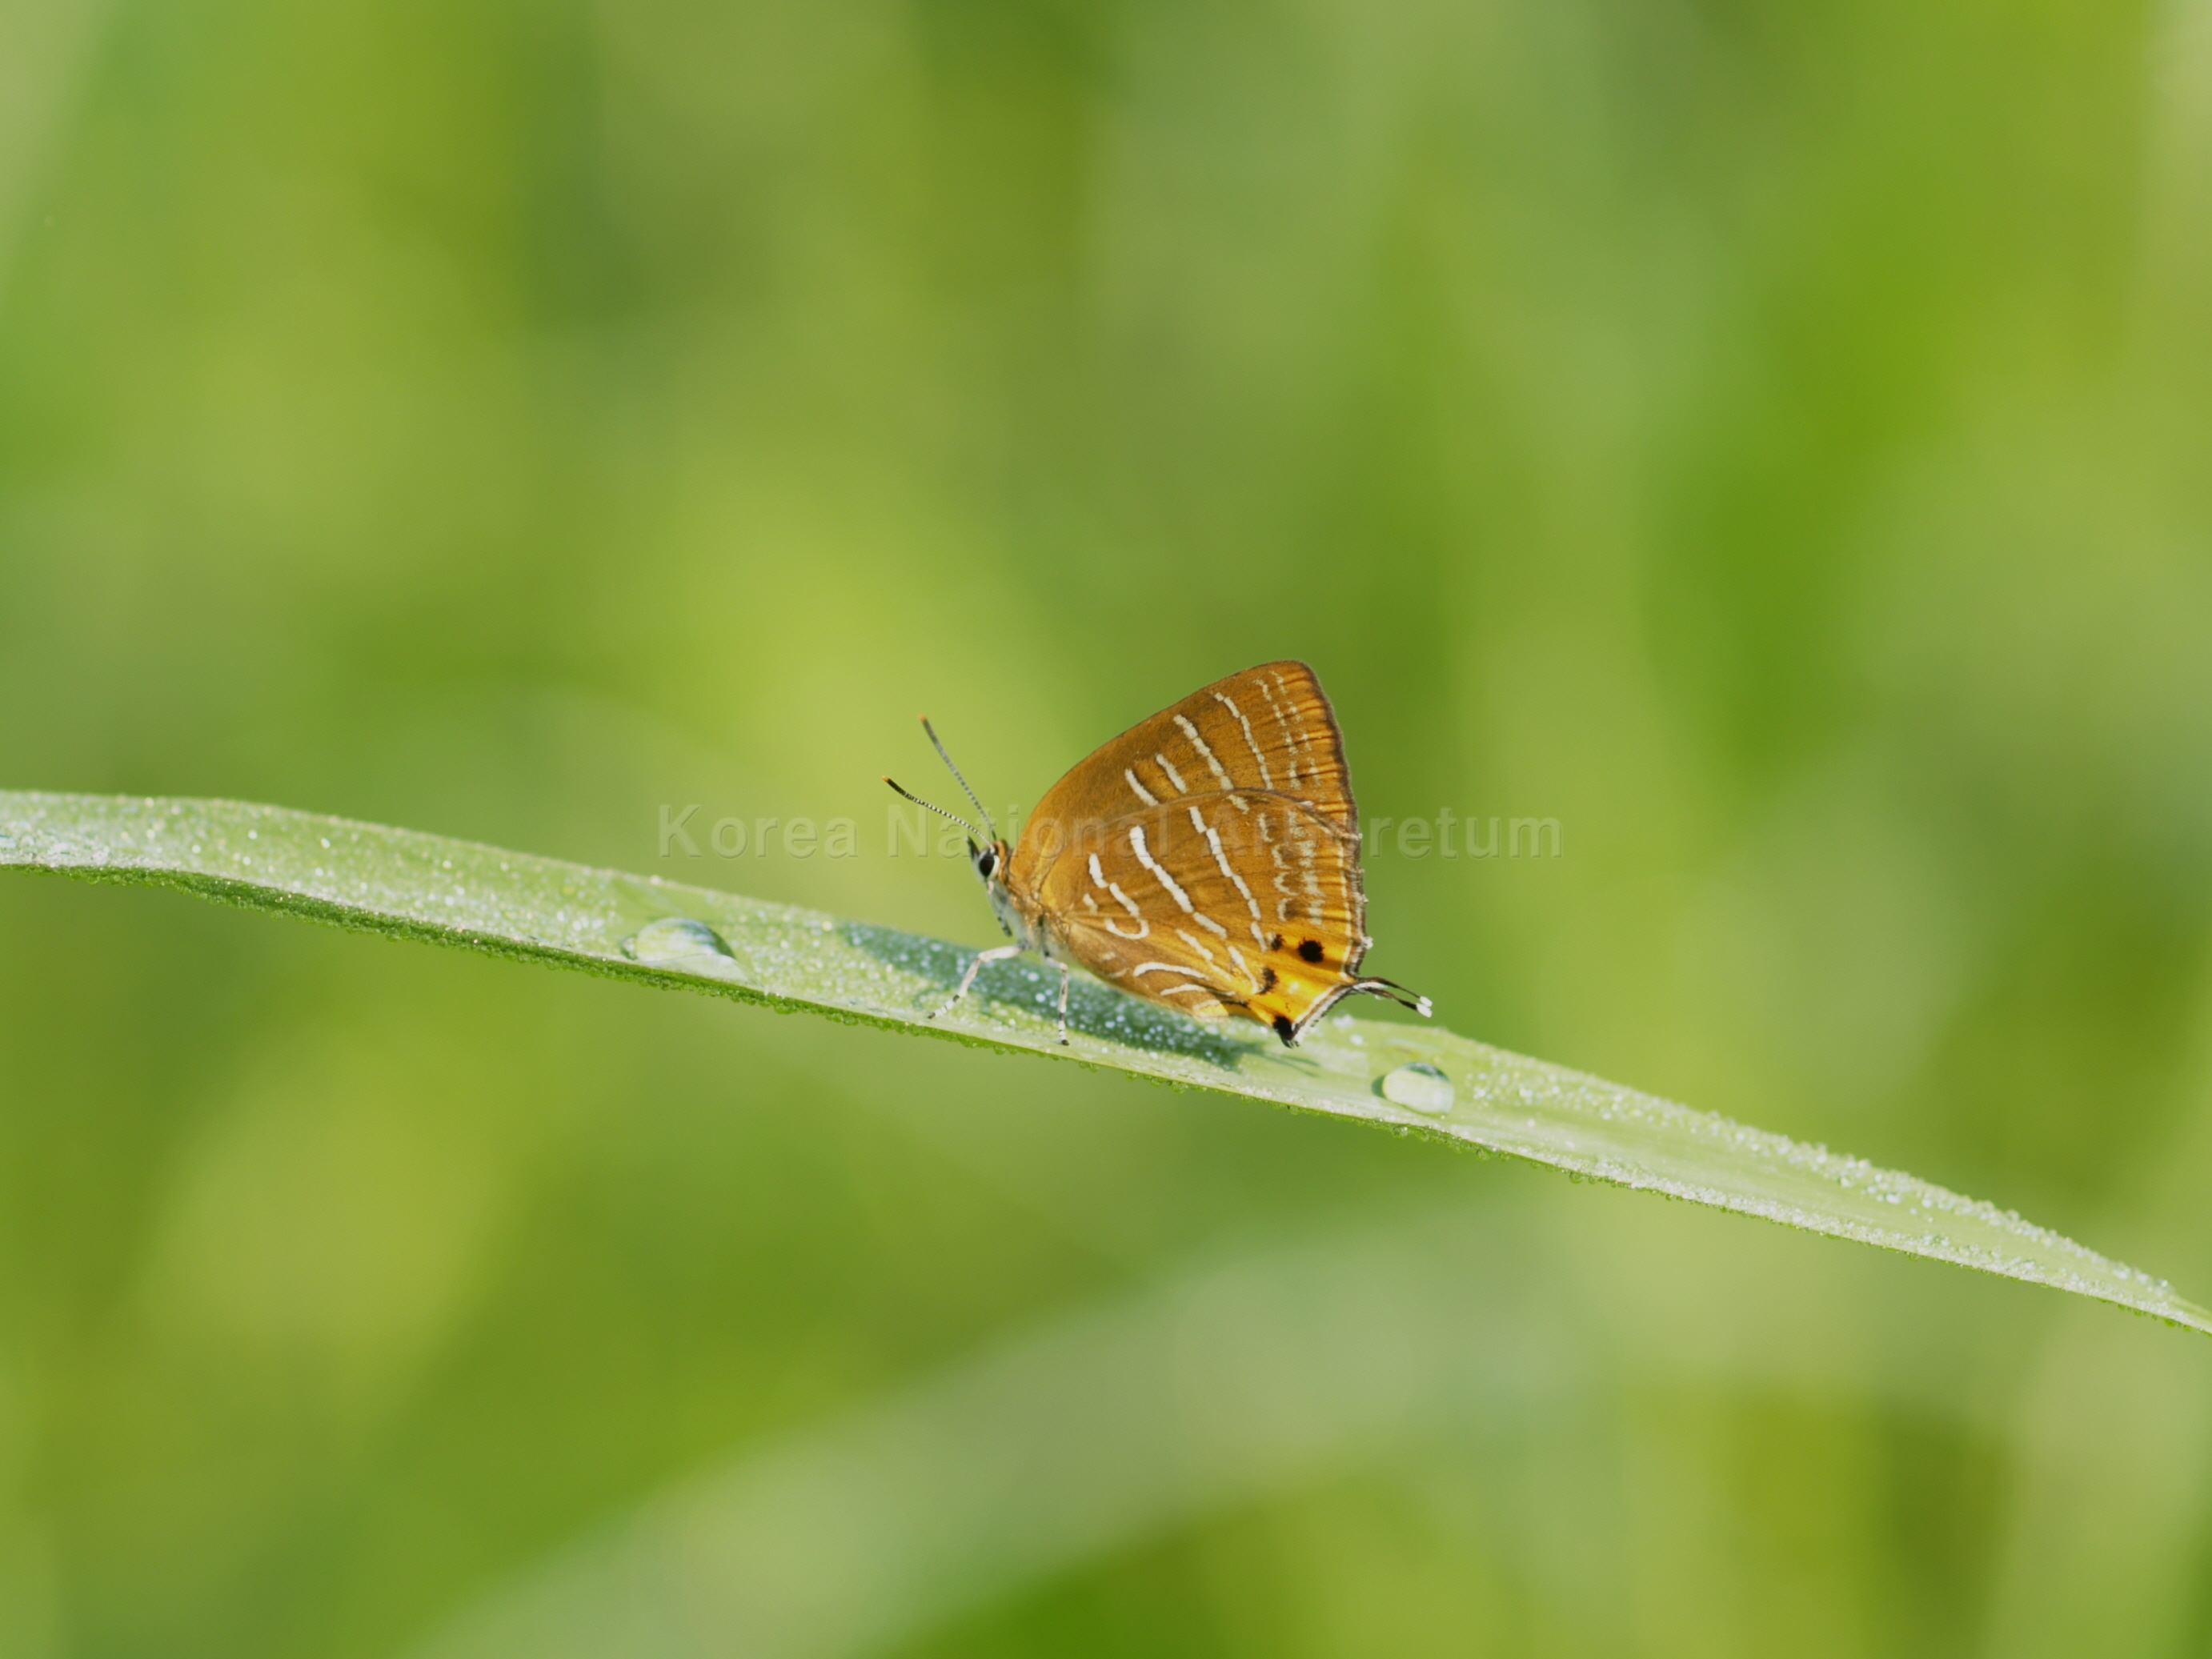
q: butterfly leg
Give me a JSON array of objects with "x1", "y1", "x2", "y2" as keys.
[
  {"x1": 1056, "y1": 963, "x2": 1071, "y2": 1045},
  {"x1": 929, "y1": 943, "x2": 1024, "y2": 1020}
]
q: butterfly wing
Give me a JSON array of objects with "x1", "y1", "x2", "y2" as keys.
[
  {"x1": 1017, "y1": 659, "x2": 1357, "y2": 847},
  {"x1": 1028, "y1": 793, "x2": 1372, "y2": 1040},
  {"x1": 999, "y1": 660, "x2": 1394, "y2": 1042}
]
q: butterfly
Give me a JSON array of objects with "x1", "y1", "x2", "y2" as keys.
[{"x1": 886, "y1": 660, "x2": 1430, "y2": 1046}]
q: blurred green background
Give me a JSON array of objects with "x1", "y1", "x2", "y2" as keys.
[{"x1": 6, "y1": 0, "x2": 2212, "y2": 1651}]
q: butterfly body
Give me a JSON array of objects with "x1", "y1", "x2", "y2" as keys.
[{"x1": 892, "y1": 661, "x2": 1428, "y2": 1046}]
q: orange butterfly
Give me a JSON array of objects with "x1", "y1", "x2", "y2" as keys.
[{"x1": 887, "y1": 661, "x2": 1430, "y2": 1046}]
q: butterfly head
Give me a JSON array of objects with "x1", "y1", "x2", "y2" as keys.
[
  {"x1": 888, "y1": 719, "x2": 1034, "y2": 944},
  {"x1": 972, "y1": 838, "x2": 1023, "y2": 937}
]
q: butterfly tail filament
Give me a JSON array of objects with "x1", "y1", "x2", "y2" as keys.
[{"x1": 1351, "y1": 976, "x2": 1433, "y2": 1019}]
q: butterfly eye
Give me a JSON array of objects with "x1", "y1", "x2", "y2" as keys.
[{"x1": 973, "y1": 844, "x2": 998, "y2": 880}]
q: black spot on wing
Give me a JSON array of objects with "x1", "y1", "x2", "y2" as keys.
[{"x1": 1297, "y1": 938, "x2": 1324, "y2": 964}]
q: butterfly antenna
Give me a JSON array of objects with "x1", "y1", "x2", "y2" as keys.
[
  {"x1": 920, "y1": 716, "x2": 998, "y2": 842},
  {"x1": 883, "y1": 776, "x2": 984, "y2": 845}
]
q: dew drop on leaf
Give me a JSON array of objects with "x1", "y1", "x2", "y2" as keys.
[
  {"x1": 622, "y1": 917, "x2": 734, "y2": 970},
  {"x1": 1380, "y1": 1060, "x2": 1454, "y2": 1115}
]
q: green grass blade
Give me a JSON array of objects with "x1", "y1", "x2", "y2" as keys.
[{"x1": 4, "y1": 789, "x2": 2203, "y2": 1335}]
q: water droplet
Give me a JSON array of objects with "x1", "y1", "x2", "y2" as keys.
[
  {"x1": 1380, "y1": 1060, "x2": 1455, "y2": 1115},
  {"x1": 621, "y1": 917, "x2": 735, "y2": 972}
]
